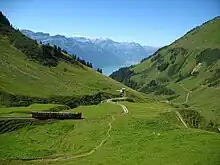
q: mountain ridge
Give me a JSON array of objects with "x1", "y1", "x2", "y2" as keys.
[{"x1": 21, "y1": 29, "x2": 158, "y2": 70}]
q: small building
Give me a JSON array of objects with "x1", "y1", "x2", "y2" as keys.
[{"x1": 117, "y1": 88, "x2": 126, "y2": 97}]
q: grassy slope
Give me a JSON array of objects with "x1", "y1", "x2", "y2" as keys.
[
  {"x1": 115, "y1": 16, "x2": 220, "y2": 124},
  {"x1": 0, "y1": 37, "x2": 148, "y2": 102},
  {"x1": 0, "y1": 37, "x2": 120, "y2": 97},
  {"x1": 0, "y1": 102, "x2": 219, "y2": 165},
  {"x1": 170, "y1": 16, "x2": 220, "y2": 49},
  {"x1": 132, "y1": 16, "x2": 220, "y2": 82}
]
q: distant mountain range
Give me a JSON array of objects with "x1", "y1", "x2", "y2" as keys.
[{"x1": 21, "y1": 29, "x2": 158, "y2": 71}]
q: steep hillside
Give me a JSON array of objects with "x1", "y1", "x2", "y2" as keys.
[
  {"x1": 21, "y1": 29, "x2": 158, "y2": 69},
  {"x1": 0, "y1": 12, "x2": 149, "y2": 107},
  {"x1": 110, "y1": 16, "x2": 220, "y2": 125}
]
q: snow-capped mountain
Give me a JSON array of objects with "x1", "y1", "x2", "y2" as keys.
[{"x1": 21, "y1": 29, "x2": 158, "y2": 70}]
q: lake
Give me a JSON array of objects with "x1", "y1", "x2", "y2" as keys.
[{"x1": 102, "y1": 65, "x2": 123, "y2": 76}]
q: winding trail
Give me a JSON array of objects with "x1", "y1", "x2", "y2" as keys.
[
  {"x1": 63, "y1": 115, "x2": 115, "y2": 160},
  {"x1": 161, "y1": 85, "x2": 192, "y2": 128},
  {"x1": 25, "y1": 98, "x2": 129, "y2": 162},
  {"x1": 161, "y1": 84, "x2": 192, "y2": 105},
  {"x1": 180, "y1": 84, "x2": 192, "y2": 104},
  {"x1": 175, "y1": 84, "x2": 192, "y2": 128},
  {"x1": 107, "y1": 98, "x2": 129, "y2": 114}
]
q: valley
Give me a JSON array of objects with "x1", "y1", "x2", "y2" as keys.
[{"x1": 0, "y1": 9, "x2": 220, "y2": 165}]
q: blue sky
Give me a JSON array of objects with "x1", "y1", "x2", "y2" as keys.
[{"x1": 1, "y1": 0, "x2": 219, "y2": 47}]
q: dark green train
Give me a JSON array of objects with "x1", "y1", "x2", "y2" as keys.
[{"x1": 31, "y1": 111, "x2": 82, "y2": 120}]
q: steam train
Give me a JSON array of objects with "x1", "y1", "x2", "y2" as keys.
[{"x1": 31, "y1": 111, "x2": 82, "y2": 120}]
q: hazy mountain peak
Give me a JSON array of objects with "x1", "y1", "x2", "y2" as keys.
[{"x1": 21, "y1": 29, "x2": 158, "y2": 73}]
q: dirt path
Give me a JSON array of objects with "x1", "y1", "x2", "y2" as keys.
[
  {"x1": 62, "y1": 116, "x2": 115, "y2": 160},
  {"x1": 25, "y1": 98, "x2": 129, "y2": 162},
  {"x1": 180, "y1": 84, "x2": 192, "y2": 104},
  {"x1": 175, "y1": 111, "x2": 188, "y2": 128},
  {"x1": 64, "y1": 100, "x2": 128, "y2": 160},
  {"x1": 160, "y1": 85, "x2": 192, "y2": 128},
  {"x1": 107, "y1": 98, "x2": 129, "y2": 114},
  {"x1": 161, "y1": 84, "x2": 192, "y2": 105}
]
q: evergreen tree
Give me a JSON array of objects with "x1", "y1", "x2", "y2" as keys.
[
  {"x1": 97, "y1": 68, "x2": 102, "y2": 73},
  {"x1": 57, "y1": 46, "x2": 61, "y2": 53},
  {"x1": 63, "y1": 50, "x2": 68, "y2": 54},
  {"x1": 89, "y1": 62, "x2": 93, "y2": 68},
  {"x1": 81, "y1": 59, "x2": 86, "y2": 65},
  {"x1": 53, "y1": 45, "x2": 58, "y2": 53}
]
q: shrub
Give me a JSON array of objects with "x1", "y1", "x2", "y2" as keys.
[
  {"x1": 196, "y1": 48, "x2": 220, "y2": 66},
  {"x1": 206, "y1": 69, "x2": 220, "y2": 87},
  {"x1": 178, "y1": 109, "x2": 206, "y2": 129},
  {"x1": 140, "y1": 80, "x2": 175, "y2": 95},
  {"x1": 157, "y1": 62, "x2": 169, "y2": 72},
  {"x1": 170, "y1": 54, "x2": 176, "y2": 64},
  {"x1": 154, "y1": 86, "x2": 175, "y2": 95},
  {"x1": 151, "y1": 53, "x2": 163, "y2": 63},
  {"x1": 168, "y1": 64, "x2": 184, "y2": 77},
  {"x1": 178, "y1": 109, "x2": 219, "y2": 132}
]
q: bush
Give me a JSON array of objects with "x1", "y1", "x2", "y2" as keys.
[
  {"x1": 168, "y1": 64, "x2": 181, "y2": 77},
  {"x1": 123, "y1": 79, "x2": 139, "y2": 90},
  {"x1": 170, "y1": 54, "x2": 176, "y2": 64},
  {"x1": 151, "y1": 53, "x2": 163, "y2": 63},
  {"x1": 196, "y1": 48, "x2": 220, "y2": 66},
  {"x1": 140, "y1": 80, "x2": 175, "y2": 95},
  {"x1": 178, "y1": 109, "x2": 219, "y2": 132},
  {"x1": 206, "y1": 68, "x2": 220, "y2": 87},
  {"x1": 154, "y1": 86, "x2": 175, "y2": 95},
  {"x1": 178, "y1": 109, "x2": 206, "y2": 129},
  {"x1": 157, "y1": 62, "x2": 169, "y2": 72},
  {"x1": 64, "y1": 68, "x2": 68, "y2": 72}
]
